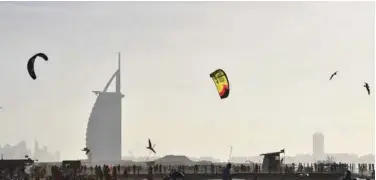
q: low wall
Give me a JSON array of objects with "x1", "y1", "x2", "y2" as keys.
[{"x1": 119, "y1": 172, "x2": 345, "y2": 180}]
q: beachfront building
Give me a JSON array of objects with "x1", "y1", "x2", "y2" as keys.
[
  {"x1": 85, "y1": 54, "x2": 124, "y2": 163},
  {"x1": 260, "y1": 151, "x2": 282, "y2": 173}
]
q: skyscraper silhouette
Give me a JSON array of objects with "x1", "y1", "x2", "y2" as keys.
[
  {"x1": 86, "y1": 53, "x2": 124, "y2": 162},
  {"x1": 313, "y1": 132, "x2": 325, "y2": 160}
]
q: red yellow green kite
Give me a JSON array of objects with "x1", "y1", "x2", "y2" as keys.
[{"x1": 210, "y1": 69, "x2": 230, "y2": 99}]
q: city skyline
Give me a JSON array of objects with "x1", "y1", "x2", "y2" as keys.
[
  {"x1": 0, "y1": 135, "x2": 374, "y2": 163},
  {"x1": 0, "y1": 131, "x2": 373, "y2": 162},
  {"x1": 0, "y1": 1, "x2": 374, "y2": 160},
  {"x1": 0, "y1": 138, "x2": 373, "y2": 163},
  {"x1": 0, "y1": 140, "x2": 60, "y2": 162}
]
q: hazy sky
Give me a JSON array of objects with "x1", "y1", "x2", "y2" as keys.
[{"x1": 0, "y1": 1, "x2": 374, "y2": 161}]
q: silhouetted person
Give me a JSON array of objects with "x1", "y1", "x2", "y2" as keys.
[
  {"x1": 94, "y1": 165, "x2": 98, "y2": 179},
  {"x1": 343, "y1": 170, "x2": 352, "y2": 180},
  {"x1": 98, "y1": 166, "x2": 103, "y2": 180},
  {"x1": 292, "y1": 163, "x2": 296, "y2": 173},
  {"x1": 254, "y1": 164, "x2": 258, "y2": 173},
  {"x1": 147, "y1": 166, "x2": 153, "y2": 180},
  {"x1": 90, "y1": 166, "x2": 93, "y2": 175},
  {"x1": 123, "y1": 166, "x2": 128, "y2": 177},
  {"x1": 222, "y1": 163, "x2": 232, "y2": 180},
  {"x1": 112, "y1": 166, "x2": 117, "y2": 180},
  {"x1": 104, "y1": 165, "x2": 110, "y2": 180}
]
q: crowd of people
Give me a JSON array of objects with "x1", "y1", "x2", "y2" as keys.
[
  {"x1": 47, "y1": 164, "x2": 119, "y2": 180},
  {"x1": 42, "y1": 162, "x2": 374, "y2": 179},
  {"x1": 0, "y1": 161, "x2": 373, "y2": 180}
]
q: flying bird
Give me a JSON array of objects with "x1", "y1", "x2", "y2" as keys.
[
  {"x1": 329, "y1": 71, "x2": 338, "y2": 81},
  {"x1": 82, "y1": 147, "x2": 91, "y2": 155},
  {"x1": 364, "y1": 82, "x2": 370, "y2": 95},
  {"x1": 146, "y1": 138, "x2": 156, "y2": 154}
]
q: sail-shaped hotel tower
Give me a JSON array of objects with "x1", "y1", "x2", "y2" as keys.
[{"x1": 86, "y1": 53, "x2": 124, "y2": 162}]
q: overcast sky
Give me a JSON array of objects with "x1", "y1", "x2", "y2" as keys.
[{"x1": 0, "y1": 1, "x2": 374, "y2": 160}]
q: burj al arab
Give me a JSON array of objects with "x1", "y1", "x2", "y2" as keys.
[{"x1": 85, "y1": 53, "x2": 124, "y2": 162}]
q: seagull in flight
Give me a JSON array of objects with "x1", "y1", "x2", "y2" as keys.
[
  {"x1": 329, "y1": 71, "x2": 338, "y2": 81},
  {"x1": 146, "y1": 138, "x2": 156, "y2": 154},
  {"x1": 364, "y1": 82, "x2": 370, "y2": 95},
  {"x1": 82, "y1": 147, "x2": 91, "y2": 155}
]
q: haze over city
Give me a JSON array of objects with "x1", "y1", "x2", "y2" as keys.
[{"x1": 0, "y1": 1, "x2": 374, "y2": 161}]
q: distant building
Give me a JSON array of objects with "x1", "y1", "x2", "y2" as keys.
[
  {"x1": 0, "y1": 141, "x2": 29, "y2": 159},
  {"x1": 313, "y1": 132, "x2": 325, "y2": 160},
  {"x1": 33, "y1": 140, "x2": 60, "y2": 162},
  {"x1": 0, "y1": 140, "x2": 58, "y2": 162},
  {"x1": 85, "y1": 54, "x2": 124, "y2": 162}
]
